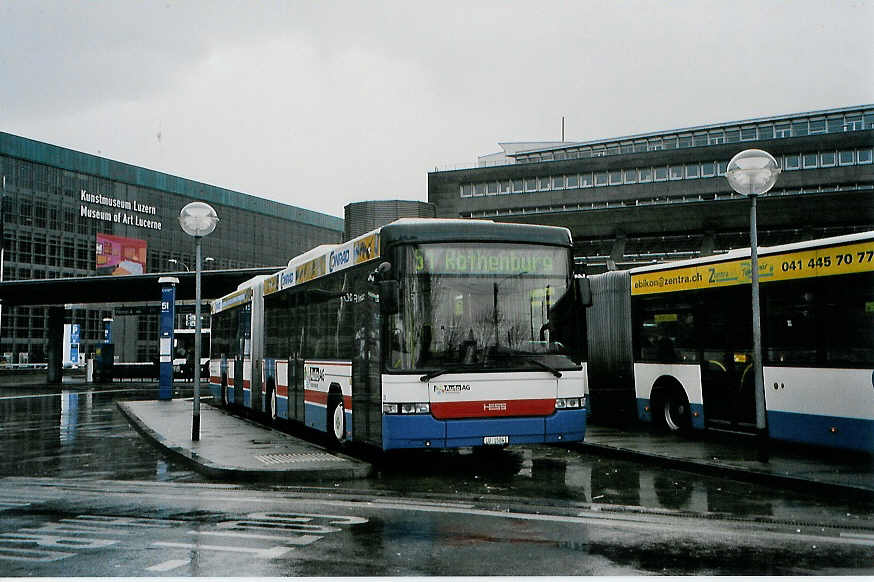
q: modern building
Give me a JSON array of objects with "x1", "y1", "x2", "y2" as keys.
[
  {"x1": 344, "y1": 200, "x2": 435, "y2": 241},
  {"x1": 0, "y1": 132, "x2": 344, "y2": 363},
  {"x1": 428, "y1": 105, "x2": 874, "y2": 273}
]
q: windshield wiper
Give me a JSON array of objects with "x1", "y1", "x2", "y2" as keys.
[
  {"x1": 420, "y1": 369, "x2": 448, "y2": 382},
  {"x1": 526, "y1": 358, "x2": 562, "y2": 378}
]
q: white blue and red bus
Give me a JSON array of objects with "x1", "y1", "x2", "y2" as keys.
[
  {"x1": 586, "y1": 231, "x2": 874, "y2": 453},
  {"x1": 209, "y1": 219, "x2": 592, "y2": 450}
]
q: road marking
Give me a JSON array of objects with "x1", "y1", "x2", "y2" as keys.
[
  {"x1": 0, "y1": 547, "x2": 75, "y2": 562},
  {"x1": 63, "y1": 515, "x2": 184, "y2": 528},
  {"x1": 840, "y1": 532, "x2": 874, "y2": 544},
  {"x1": 153, "y1": 542, "x2": 293, "y2": 559},
  {"x1": 0, "y1": 501, "x2": 31, "y2": 511},
  {"x1": 187, "y1": 530, "x2": 322, "y2": 545},
  {"x1": 0, "y1": 388, "x2": 148, "y2": 401},
  {"x1": 146, "y1": 558, "x2": 191, "y2": 572}
]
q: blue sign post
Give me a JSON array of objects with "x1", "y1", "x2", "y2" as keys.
[
  {"x1": 103, "y1": 318, "x2": 113, "y2": 344},
  {"x1": 70, "y1": 323, "x2": 80, "y2": 366},
  {"x1": 158, "y1": 277, "x2": 179, "y2": 400}
]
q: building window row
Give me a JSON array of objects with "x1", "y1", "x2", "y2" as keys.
[
  {"x1": 460, "y1": 148, "x2": 874, "y2": 198},
  {"x1": 462, "y1": 183, "x2": 873, "y2": 220},
  {"x1": 513, "y1": 110, "x2": 874, "y2": 164}
]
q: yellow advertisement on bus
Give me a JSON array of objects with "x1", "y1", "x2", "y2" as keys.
[{"x1": 631, "y1": 240, "x2": 874, "y2": 295}]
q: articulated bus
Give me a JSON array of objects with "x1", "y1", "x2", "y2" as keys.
[
  {"x1": 587, "y1": 231, "x2": 874, "y2": 453},
  {"x1": 209, "y1": 219, "x2": 592, "y2": 451}
]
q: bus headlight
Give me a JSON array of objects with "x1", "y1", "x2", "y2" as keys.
[
  {"x1": 555, "y1": 397, "x2": 583, "y2": 409},
  {"x1": 384, "y1": 402, "x2": 430, "y2": 415}
]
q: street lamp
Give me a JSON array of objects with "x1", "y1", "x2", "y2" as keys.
[
  {"x1": 204, "y1": 257, "x2": 215, "y2": 269},
  {"x1": 178, "y1": 201, "x2": 219, "y2": 442},
  {"x1": 725, "y1": 149, "x2": 781, "y2": 440},
  {"x1": 168, "y1": 258, "x2": 190, "y2": 272}
]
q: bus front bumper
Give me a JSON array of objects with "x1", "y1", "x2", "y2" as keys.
[{"x1": 382, "y1": 408, "x2": 587, "y2": 450}]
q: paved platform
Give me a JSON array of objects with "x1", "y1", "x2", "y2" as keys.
[
  {"x1": 119, "y1": 395, "x2": 872, "y2": 498},
  {"x1": 118, "y1": 399, "x2": 372, "y2": 482},
  {"x1": 581, "y1": 423, "x2": 874, "y2": 498}
]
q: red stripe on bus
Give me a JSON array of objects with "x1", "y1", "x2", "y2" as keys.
[
  {"x1": 430, "y1": 399, "x2": 555, "y2": 419},
  {"x1": 303, "y1": 390, "x2": 351, "y2": 410},
  {"x1": 277, "y1": 385, "x2": 288, "y2": 397},
  {"x1": 305, "y1": 390, "x2": 328, "y2": 405},
  {"x1": 243, "y1": 380, "x2": 251, "y2": 389},
  {"x1": 209, "y1": 376, "x2": 221, "y2": 384}
]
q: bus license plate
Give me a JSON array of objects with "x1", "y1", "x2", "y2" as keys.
[{"x1": 483, "y1": 436, "x2": 509, "y2": 445}]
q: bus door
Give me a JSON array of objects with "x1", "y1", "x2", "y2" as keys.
[
  {"x1": 351, "y1": 280, "x2": 382, "y2": 447},
  {"x1": 234, "y1": 304, "x2": 251, "y2": 407},
  {"x1": 234, "y1": 342, "x2": 245, "y2": 406},
  {"x1": 698, "y1": 289, "x2": 757, "y2": 430},
  {"x1": 288, "y1": 352, "x2": 305, "y2": 423}
]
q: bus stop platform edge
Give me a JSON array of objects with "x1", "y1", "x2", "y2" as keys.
[
  {"x1": 578, "y1": 423, "x2": 874, "y2": 499},
  {"x1": 118, "y1": 399, "x2": 372, "y2": 483}
]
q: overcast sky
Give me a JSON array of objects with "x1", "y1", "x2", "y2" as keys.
[{"x1": 1, "y1": 0, "x2": 872, "y2": 219}]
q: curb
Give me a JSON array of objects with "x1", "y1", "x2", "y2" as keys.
[
  {"x1": 574, "y1": 441, "x2": 874, "y2": 501},
  {"x1": 117, "y1": 401, "x2": 372, "y2": 483}
]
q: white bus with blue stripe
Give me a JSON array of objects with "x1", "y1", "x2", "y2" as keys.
[
  {"x1": 586, "y1": 230, "x2": 874, "y2": 453},
  {"x1": 209, "y1": 219, "x2": 592, "y2": 451}
]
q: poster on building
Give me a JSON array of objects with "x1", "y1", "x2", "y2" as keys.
[{"x1": 96, "y1": 233, "x2": 147, "y2": 275}]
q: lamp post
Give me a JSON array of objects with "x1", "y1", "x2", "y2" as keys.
[
  {"x1": 725, "y1": 149, "x2": 781, "y2": 440},
  {"x1": 168, "y1": 258, "x2": 190, "y2": 272},
  {"x1": 178, "y1": 202, "x2": 219, "y2": 441}
]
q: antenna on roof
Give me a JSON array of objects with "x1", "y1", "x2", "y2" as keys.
[{"x1": 561, "y1": 116, "x2": 566, "y2": 142}]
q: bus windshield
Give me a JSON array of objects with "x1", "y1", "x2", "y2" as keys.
[{"x1": 387, "y1": 243, "x2": 576, "y2": 373}]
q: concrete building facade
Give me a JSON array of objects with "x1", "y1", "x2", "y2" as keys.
[
  {"x1": 344, "y1": 200, "x2": 436, "y2": 241},
  {"x1": 428, "y1": 105, "x2": 874, "y2": 273}
]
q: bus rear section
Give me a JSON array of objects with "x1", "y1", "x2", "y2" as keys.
[
  {"x1": 587, "y1": 231, "x2": 874, "y2": 454},
  {"x1": 381, "y1": 369, "x2": 588, "y2": 450}
]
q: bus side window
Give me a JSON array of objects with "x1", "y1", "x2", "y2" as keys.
[{"x1": 765, "y1": 281, "x2": 818, "y2": 365}]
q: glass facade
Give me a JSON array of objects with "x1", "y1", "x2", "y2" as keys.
[
  {"x1": 509, "y1": 106, "x2": 874, "y2": 165},
  {"x1": 0, "y1": 133, "x2": 343, "y2": 363}
]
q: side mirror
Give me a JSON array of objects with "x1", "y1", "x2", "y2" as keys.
[
  {"x1": 378, "y1": 280, "x2": 400, "y2": 315},
  {"x1": 575, "y1": 275, "x2": 592, "y2": 307},
  {"x1": 369, "y1": 261, "x2": 392, "y2": 283}
]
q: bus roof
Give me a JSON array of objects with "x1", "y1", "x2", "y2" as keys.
[
  {"x1": 630, "y1": 230, "x2": 874, "y2": 275},
  {"x1": 213, "y1": 218, "x2": 575, "y2": 312},
  {"x1": 379, "y1": 218, "x2": 573, "y2": 248}
]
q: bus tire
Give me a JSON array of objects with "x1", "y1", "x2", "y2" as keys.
[
  {"x1": 660, "y1": 387, "x2": 691, "y2": 434},
  {"x1": 327, "y1": 391, "x2": 346, "y2": 447},
  {"x1": 266, "y1": 379, "x2": 277, "y2": 424}
]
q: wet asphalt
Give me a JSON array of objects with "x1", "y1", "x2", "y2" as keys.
[
  {"x1": 1, "y1": 382, "x2": 873, "y2": 575},
  {"x1": 1, "y1": 382, "x2": 870, "y2": 517}
]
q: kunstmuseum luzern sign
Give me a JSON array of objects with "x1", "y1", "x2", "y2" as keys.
[{"x1": 80, "y1": 189, "x2": 163, "y2": 231}]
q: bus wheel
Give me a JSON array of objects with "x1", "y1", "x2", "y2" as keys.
[
  {"x1": 269, "y1": 388, "x2": 278, "y2": 423},
  {"x1": 661, "y1": 388, "x2": 691, "y2": 433},
  {"x1": 327, "y1": 393, "x2": 346, "y2": 446}
]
